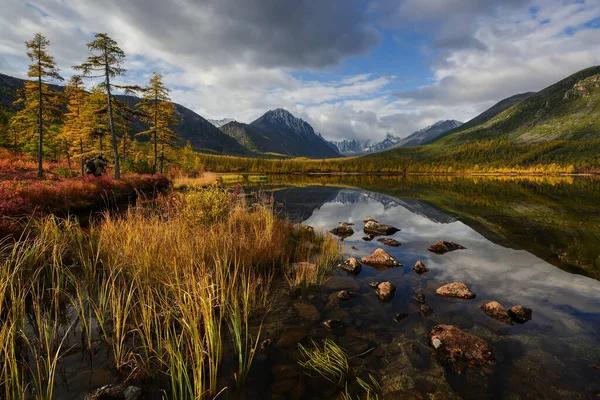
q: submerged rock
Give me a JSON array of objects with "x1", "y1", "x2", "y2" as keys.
[
  {"x1": 508, "y1": 305, "x2": 532, "y2": 324},
  {"x1": 429, "y1": 324, "x2": 494, "y2": 375},
  {"x1": 376, "y1": 282, "x2": 396, "y2": 302},
  {"x1": 393, "y1": 313, "x2": 409, "y2": 323},
  {"x1": 364, "y1": 220, "x2": 400, "y2": 236},
  {"x1": 436, "y1": 282, "x2": 476, "y2": 299},
  {"x1": 428, "y1": 240, "x2": 466, "y2": 254},
  {"x1": 413, "y1": 294, "x2": 426, "y2": 304},
  {"x1": 339, "y1": 257, "x2": 362, "y2": 274},
  {"x1": 362, "y1": 234, "x2": 375, "y2": 241},
  {"x1": 412, "y1": 260, "x2": 429, "y2": 274},
  {"x1": 360, "y1": 248, "x2": 402, "y2": 268},
  {"x1": 84, "y1": 384, "x2": 142, "y2": 400},
  {"x1": 369, "y1": 281, "x2": 380, "y2": 288},
  {"x1": 337, "y1": 290, "x2": 358, "y2": 300},
  {"x1": 323, "y1": 319, "x2": 343, "y2": 331},
  {"x1": 419, "y1": 304, "x2": 433, "y2": 317},
  {"x1": 481, "y1": 301, "x2": 513, "y2": 325},
  {"x1": 330, "y1": 222, "x2": 354, "y2": 238},
  {"x1": 377, "y1": 238, "x2": 401, "y2": 247},
  {"x1": 293, "y1": 303, "x2": 320, "y2": 322}
]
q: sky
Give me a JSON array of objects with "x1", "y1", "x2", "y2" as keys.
[{"x1": 1, "y1": 0, "x2": 600, "y2": 142}]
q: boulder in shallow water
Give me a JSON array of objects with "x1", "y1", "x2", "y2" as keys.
[
  {"x1": 377, "y1": 237, "x2": 401, "y2": 247},
  {"x1": 364, "y1": 220, "x2": 400, "y2": 236},
  {"x1": 339, "y1": 257, "x2": 361, "y2": 274},
  {"x1": 360, "y1": 248, "x2": 402, "y2": 268},
  {"x1": 376, "y1": 281, "x2": 396, "y2": 301},
  {"x1": 419, "y1": 304, "x2": 433, "y2": 317},
  {"x1": 428, "y1": 240, "x2": 466, "y2": 254},
  {"x1": 363, "y1": 217, "x2": 377, "y2": 223},
  {"x1": 413, "y1": 260, "x2": 429, "y2": 274},
  {"x1": 393, "y1": 313, "x2": 409, "y2": 323},
  {"x1": 323, "y1": 319, "x2": 343, "y2": 331},
  {"x1": 330, "y1": 223, "x2": 354, "y2": 238},
  {"x1": 413, "y1": 293, "x2": 426, "y2": 304},
  {"x1": 362, "y1": 234, "x2": 375, "y2": 241},
  {"x1": 337, "y1": 290, "x2": 358, "y2": 300},
  {"x1": 429, "y1": 324, "x2": 494, "y2": 375},
  {"x1": 436, "y1": 282, "x2": 476, "y2": 299},
  {"x1": 481, "y1": 301, "x2": 513, "y2": 325},
  {"x1": 508, "y1": 305, "x2": 532, "y2": 324}
]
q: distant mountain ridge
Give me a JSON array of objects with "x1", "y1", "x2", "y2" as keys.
[
  {"x1": 394, "y1": 120, "x2": 463, "y2": 148},
  {"x1": 0, "y1": 73, "x2": 251, "y2": 156},
  {"x1": 234, "y1": 108, "x2": 341, "y2": 158},
  {"x1": 331, "y1": 120, "x2": 462, "y2": 155}
]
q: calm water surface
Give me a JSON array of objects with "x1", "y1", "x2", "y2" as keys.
[{"x1": 248, "y1": 175, "x2": 600, "y2": 400}]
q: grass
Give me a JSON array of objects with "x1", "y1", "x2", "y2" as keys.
[
  {"x1": 0, "y1": 186, "x2": 340, "y2": 398},
  {"x1": 172, "y1": 172, "x2": 219, "y2": 190},
  {"x1": 298, "y1": 339, "x2": 350, "y2": 385}
]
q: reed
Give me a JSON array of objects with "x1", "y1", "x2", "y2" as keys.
[{"x1": 298, "y1": 339, "x2": 349, "y2": 385}]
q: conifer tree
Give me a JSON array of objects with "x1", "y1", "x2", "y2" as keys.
[
  {"x1": 63, "y1": 75, "x2": 88, "y2": 176},
  {"x1": 74, "y1": 33, "x2": 139, "y2": 179},
  {"x1": 137, "y1": 72, "x2": 178, "y2": 173},
  {"x1": 16, "y1": 33, "x2": 63, "y2": 177}
]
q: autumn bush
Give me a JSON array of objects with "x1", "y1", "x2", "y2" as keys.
[{"x1": 0, "y1": 174, "x2": 170, "y2": 216}]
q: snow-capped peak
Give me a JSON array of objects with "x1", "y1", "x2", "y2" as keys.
[{"x1": 208, "y1": 118, "x2": 236, "y2": 128}]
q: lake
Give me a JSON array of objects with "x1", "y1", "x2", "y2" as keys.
[{"x1": 241, "y1": 175, "x2": 600, "y2": 399}]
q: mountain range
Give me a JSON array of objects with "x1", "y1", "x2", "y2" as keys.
[
  {"x1": 219, "y1": 108, "x2": 341, "y2": 158},
  {"x1": 330, "y1": 120, "x2": 463, "y2": 156}
]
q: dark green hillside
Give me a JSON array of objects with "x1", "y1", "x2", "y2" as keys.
[{"x1": 438, "y1": 66, "x2": 600, "y2": 144}]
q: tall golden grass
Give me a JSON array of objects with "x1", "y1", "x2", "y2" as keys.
[{"x1": 0, "y1": 186, "x2": 340, "y2": 399}]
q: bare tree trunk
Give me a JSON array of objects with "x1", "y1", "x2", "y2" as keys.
[
  {"x1": 65, "y1": 142, "x2": 71, "y2": 169},
  {"x1": 105, "y1": 48, "x2": 120, "y2": 179},
  {"x1": 37, "y1": 46, "x2": 43, "y2": 178},
  {"x1": 159, "y1": 144, "x2": 164, "y2": 174}
]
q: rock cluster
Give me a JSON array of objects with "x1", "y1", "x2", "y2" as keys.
[
  {"x1": 428, "y1": 240, "x2": 466, "y2": 254},
  {"x1": 375, "y1": 281, "x2": 396, "y2": 301},
  {"x1": 360, "y1": 248, "x2": 402, "y2": 268},
  {"x1": 481, "y1": 301, "x2": 513, "y2": 325},
  {"x1": 436, "y1": 282, "x2": 476, "y2": 299},
  {"x1": 429, "y1": 324, "x2": 494, "y2": 375},
  {"x1": 364, "y1": 220, "x2": 400, "y2": 236}
]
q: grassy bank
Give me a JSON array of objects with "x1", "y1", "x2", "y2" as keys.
[{"x1": 0, "y1": 187, "x2": 340, "y2": 398}]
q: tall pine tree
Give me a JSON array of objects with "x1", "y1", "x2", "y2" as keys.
[
  {"x1": 17, "y1": 33, "x2": 63, "y2": 177},
  {"x1": 63, "y1": 75, "x2": 88, "y2": 176},
  {"x1": 137, "y1": 72, "x2": 178, "y2": 173},
  {"x1": 74, "y1": 33, "x2": 138, "y2": 179}
]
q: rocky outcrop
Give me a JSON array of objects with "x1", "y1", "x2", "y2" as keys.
[
  {"x1": 377, "y1": 238, "x2": 401, "y2": 247},
  {"x1": 412, "y1": 260, "x2": 429, "y2": 274},
  {"x1": 375, "y1": 282, "x2": 396, "y2": 301},
  {"x1": 338, "y1": 257, "x2": 362, "y2": 274},
  {"x1": 360, "y1": 248, "x2": 402, "y2": 268},
  {"x1": 436, "y1": 282, "x2": 476, "y2": 299},
  {"x1": 508, "y1": 305, "x2": 532, "y2": 324},
  {"x1": 428, "y1": 240, "x2": 466, "y2": 254},
  {"x1": 330, "y1": 222, "x2": 354, "y2": 238},
  {"x1": 481, "y1": 301, "x2": 513, "y2": 325},
  {"x1": 429, "y1": 324, "x2": 494, "y2": 375},
  {"x1": 363, "y1": 220, "x2": 400, "y2": 236}
]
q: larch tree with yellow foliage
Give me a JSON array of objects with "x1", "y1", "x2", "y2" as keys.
[
  {"x1": 137, "y1": 72, "x2": 178, "y2": 174},
  {"x1": 63, "y1": 75, "x2": 88, "y2": 176},
  {"x1": 13, "y1": 33, "x2": 63, "y2": 177}
]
